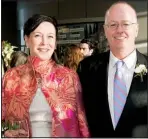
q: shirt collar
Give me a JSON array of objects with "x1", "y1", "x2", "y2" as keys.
[
  {"x1": 123, "y1": 49, "x2": 137, "y2": 69},
  {"x1": 109, "y1": 49, "x2": 137, "y2": 69},
  {"x1": 110, "y1": 51, "x2": 118, "y2": 68}
]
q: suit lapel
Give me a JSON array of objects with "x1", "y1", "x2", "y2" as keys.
[
  {"x1": 92, "y1": 51, "x2": 113, "y2": 129},
  {"x1": 116, "y1": 50, "x2": 147, "y2": 128},
  {"x1": 104, "y1": 51, "x2": 115, "y2": 129}
]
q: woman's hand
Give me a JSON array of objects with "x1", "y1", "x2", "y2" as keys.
[{"x1": 4, "y1": 129, "x2": 29, "y2": 137}]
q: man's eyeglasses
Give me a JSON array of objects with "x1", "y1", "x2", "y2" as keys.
[{"x1": 104, "y1": 22, "x2": 137, "y2": 30}]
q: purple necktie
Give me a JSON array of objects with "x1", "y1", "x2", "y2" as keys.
[{"x1": 114, "y1": 61, "x2": 127, "y2": 127}]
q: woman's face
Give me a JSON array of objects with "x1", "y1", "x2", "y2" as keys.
[{"x1": 25, "y1": 22, "x2": 56, "y2": 60}]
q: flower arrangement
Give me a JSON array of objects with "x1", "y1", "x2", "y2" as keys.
[
  {"x1": 2, "y1": 41, "x2": 17, "y2": 69},
  {"x1": 134, "y1": 64, "x2": 147, "y2": 82},
  {"x1": 2, "y1": 120, "x2": 20, "y2": 137}
]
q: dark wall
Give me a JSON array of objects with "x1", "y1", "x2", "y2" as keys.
[
  {"x1": 1, "y1": 0, "x2": 147, "y2": 47},
  {"x1": 2, "y1": 1, "x2": 17, "y2": 46}
]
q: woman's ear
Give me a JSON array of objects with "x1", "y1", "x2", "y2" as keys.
[
  {"x1": 24, "y1": 35, "x2": 29, "y2": 48},
  {"x1": 54, "y1": 41, "x2": 57, "y2": 50}
]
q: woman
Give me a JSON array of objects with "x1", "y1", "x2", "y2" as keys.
[
  {"x1": 64, "y1": 44, "x2": 84, "y2": 71},
  {"x1": 2, "y1": 14, "x2": 89, "y2": 137}
]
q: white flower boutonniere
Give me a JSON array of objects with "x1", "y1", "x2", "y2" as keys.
[{"x1": 134, "y1": 64, "x2": 147, "y2": 82}]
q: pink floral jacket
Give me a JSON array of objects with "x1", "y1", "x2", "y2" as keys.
[{"x1": 2, "y1": 56, "x2": 90, "y2": 137}]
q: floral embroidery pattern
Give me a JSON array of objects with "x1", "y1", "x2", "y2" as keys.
[{"x1": 2, "y1": 56, "x2": 89, "y2": 137}]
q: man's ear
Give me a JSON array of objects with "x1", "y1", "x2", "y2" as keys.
[
  {"x1": 103, "y1": 25, "x2": 107, "y2": 38},
  {"x1": 89, "y1": 49, "x2": 93, "y2": 55},
  {"x1": 135, "y1": 23, "x2": 139, "y2": 38}
]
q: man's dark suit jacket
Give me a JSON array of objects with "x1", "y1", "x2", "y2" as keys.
[{"x1": 77, "y1": 50, "x2": 147, "y2": 137}]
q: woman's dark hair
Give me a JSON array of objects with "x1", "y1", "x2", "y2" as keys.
[
  {"x1": 23, "y1": 14, "x2": 58, "y2": 36},
  {"x1": 80, "y1": 39, "x2": 95, "y2": 50},
  {"x1": 23, "y1": 14, "x2": 59, "y2": 63},
  {"x1": 10, "y1": 51, "x2": 28, "y2": 68}
]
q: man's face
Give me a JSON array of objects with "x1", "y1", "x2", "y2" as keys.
[
  {"x1": 104, "y1": 4, "x2": 139, "y2": 53},
  {"x1": 80, "y1": 43, "x2": 93, "y2": 57}
]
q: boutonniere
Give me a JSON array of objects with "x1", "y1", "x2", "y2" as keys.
[{"x1": 134, "y1": 64, "x2": 147, "y2": 82}]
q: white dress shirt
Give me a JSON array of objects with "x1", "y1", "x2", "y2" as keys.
[{"x1": 108, "y1": 50, "x2": 137, "y2": 129}]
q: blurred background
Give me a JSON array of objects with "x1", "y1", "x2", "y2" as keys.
[{"x1": 2, "y1": 0, "x2": 147, "y2": 59}]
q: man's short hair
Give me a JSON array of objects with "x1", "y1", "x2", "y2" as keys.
[
  {"x1": 80, "y1": 39, "x2": 95, "y2": 50},
  {"x1": 104, "y1": 1, "x2": 137, "y2": 24}
]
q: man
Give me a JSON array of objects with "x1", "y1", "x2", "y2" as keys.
[
  {"x1": 77, "y1": 1, "x2": 147, "y2": 137},
  {"x1": 79, "y1": 39, "x2": 95, "y2": 57}
]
